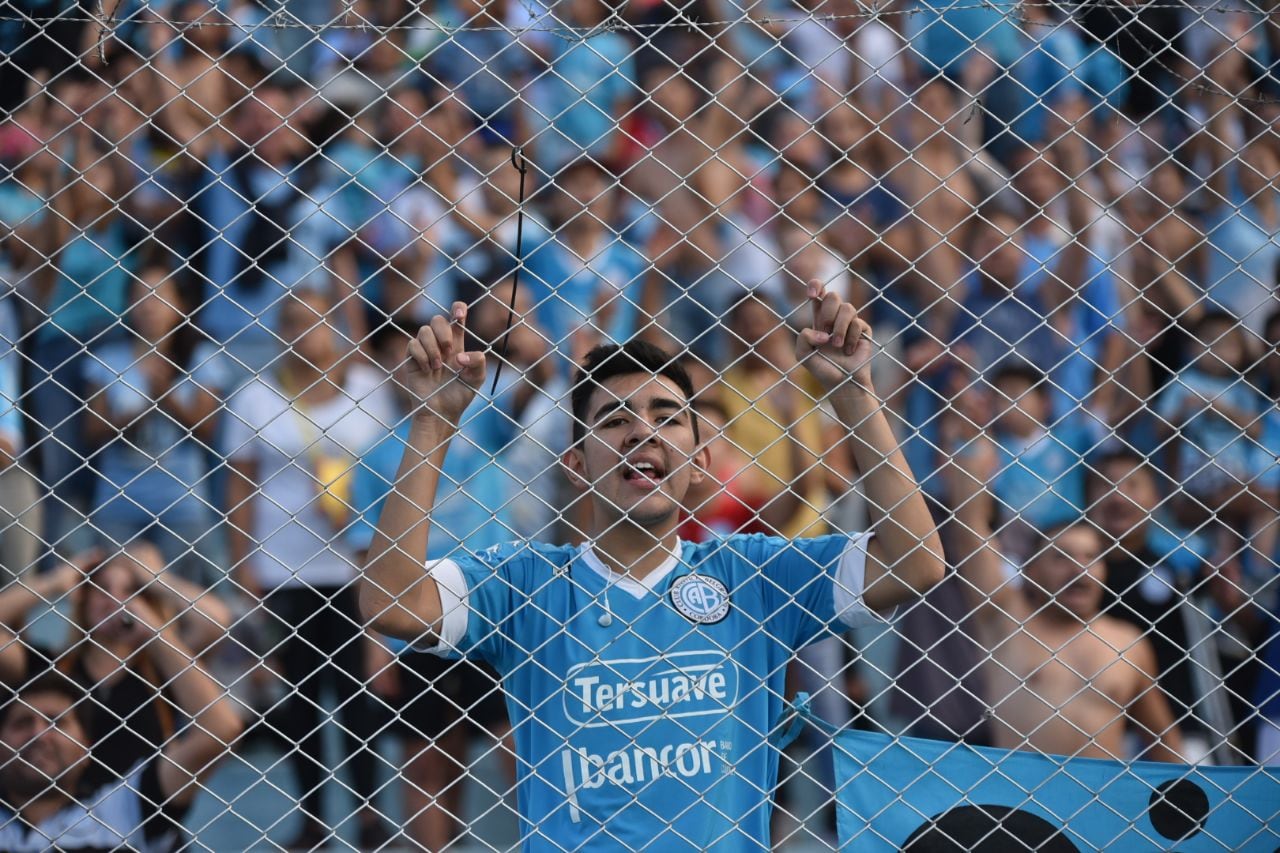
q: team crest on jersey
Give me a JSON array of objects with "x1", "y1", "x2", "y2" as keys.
[{"x1": 670, "y1": 575, "x2": 730, "y2": 624}]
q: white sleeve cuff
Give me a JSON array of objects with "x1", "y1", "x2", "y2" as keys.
[
  {"x1": 833, "y1": 532, "x2": 894, "y2": 628},
  {"x1": 412, "y1": 558, "x2": 469, "y2": 655}
]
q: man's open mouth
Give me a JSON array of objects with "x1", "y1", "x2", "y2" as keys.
[{"x1": 623, "y1": 460, "x2": 666, "y2": 484}]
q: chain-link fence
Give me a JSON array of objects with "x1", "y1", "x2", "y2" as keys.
[{"x1": 0, "y1": 0, "x2": 1278, "y2": 849}]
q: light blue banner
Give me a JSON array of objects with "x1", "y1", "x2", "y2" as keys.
[{"x1": 785, "y1": 697, "x2": 1280, "y2": 851}]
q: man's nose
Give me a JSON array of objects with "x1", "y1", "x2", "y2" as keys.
[
  {"x1": 624, "y1": 419, "x2": 659, "y2": 446},
  {"x1": 27, "y1": 717, "x2": 55, "y2": 744}
]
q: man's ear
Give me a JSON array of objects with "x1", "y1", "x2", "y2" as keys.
[
  {"x1": 561, "y1": 447, "x2": 589, "y2": 492},
  {"x1": 688, "y1": 442, "x2": 711, "y2": 488}
]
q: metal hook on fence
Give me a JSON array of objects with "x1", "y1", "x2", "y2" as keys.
[{"x1": 490, "y1": 146, "x2": 529, "y2": 396}]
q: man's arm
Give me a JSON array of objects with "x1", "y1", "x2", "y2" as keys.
[
  {"x1": 1042, "y1": 100, "x2": 1092, "y2": 318},
  {"x1": 1126, "y1": 634, "x2": 1185, "y2": 762},
  {"x1": 225, "y1": 459, "x2": 261, "y2": 600},
  {"x1": 0, "y1": 553, "x2": 96, "y2": 683},
  {"x1": 359, "y1": 415, "x2": 454, "y2": 641},
  {"x1": 944, "y1": 433, "x2": 1028, "y2": 633},
  {"x1": 131, "y1": 560, "x2": 233, "y2": 658},
  {"x1": 797, "y1": 281, "x2": 945, "y2": 611},
  {"x1": 0, "y1": 559, "x2": 82, "y2": 629},
  {"x1": 358, "y1": 302, "x2": 487, "y2": 643},
  {"x1": 132, "y1": 603, "x2": 242, "y2": 804}
]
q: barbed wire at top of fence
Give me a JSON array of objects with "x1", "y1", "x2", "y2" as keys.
[
  {"x1": 2, "y1": 0, "x2": 1277, "y2": 38},
  {"x1": 10, "y1": 0, "x2": 1280, "y2": 107}
]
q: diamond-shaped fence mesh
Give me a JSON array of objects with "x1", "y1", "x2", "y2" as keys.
[{"x1": 0, "y1": 0, "x2": 1278, "y2": 849}]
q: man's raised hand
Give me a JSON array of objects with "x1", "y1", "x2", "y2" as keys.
[
  {"x1": 405, "y1": 301, "x2": 488, "y2": 425},
  {"x1": 796, "y1": 280, "x2": 874, "y2": 393}
]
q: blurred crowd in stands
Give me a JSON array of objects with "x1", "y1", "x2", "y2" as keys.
[{"x1": 0, "y1": 0, "x2": 1279, "y2": 847}]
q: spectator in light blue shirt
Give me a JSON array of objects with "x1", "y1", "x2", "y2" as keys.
[
  {"x1": 522, "y1": 158, "x2": 646, "y2": 373},
  {"x1": 986, "y1": 6, "x2": 1085, "y2": 151},
  {"x1": 527, "y1": 0, "x2": 638, "y2": 171},
  {"x1": 357, "y1": 297, "x2": 945, "y2": 850},
  {"x1": 1156, "y1": 311, "x2": 1278, "y2": 567},
  {"x1": 425, "y1": 0, "x2": 538, "y2": 141},
  {"x1": 983, "y1": 361, "x2": 1100, "y2": 561},
  {"x1": 953, "y1": 205, "x2": 1123, "y2": 420},
  {"x1": 907, "y1": 0, "x2": 1019, "y2": 79},
  {"x1": 1202, "y1": 158, "x2": 1280, "y2": 336},
  {"x1": 196, "y1": 82, "x2": 356, "y2": 382}
]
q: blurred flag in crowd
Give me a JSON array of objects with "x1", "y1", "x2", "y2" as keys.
[{"x1": 782, "y1": 698, "x2": 1280, "y2": 851}]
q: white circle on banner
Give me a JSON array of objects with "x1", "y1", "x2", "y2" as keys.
[{"x1": 670, "y1": 575, "x2": 730, "y2": 624}]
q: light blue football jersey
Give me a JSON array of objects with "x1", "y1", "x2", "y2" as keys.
[{"x1": 423, "y1": 531, "x2": 881, "y2": 851}]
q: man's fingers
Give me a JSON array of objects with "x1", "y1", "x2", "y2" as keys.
[
  {"x1": 849, "y1": 318, "x2": 872, "y2": 356},
  {"x1": 430, "y1": 315, "x2": 453, "y2": 367},
  {"x1": 459, "y1": 348, "x2": 487, "y2": 383},
  {"x1": 830, "y1": 302, "x2": 857, "y2": 347},
  {"x1": 797, "y1": 328, "x2": 830, "y2": 352},
  {"x1": 451, "y1": 301, "x2": 467, "y2": 357},
  {"x1": 407, "y1": 337, "x2": 430, "y2": 372},
  {"x1": 816, "y1": 291, "x2": 842, "y2": 333},
  {"x1": 806, "y1": 279, "x2": 825, "y2": 329},
  {"x1": 416, "y1": 326, "x2": 442, "y2": 371}
]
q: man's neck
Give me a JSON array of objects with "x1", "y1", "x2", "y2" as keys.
[{"x1": 590, "y1": 516, "x2": 680, "y2": 581}]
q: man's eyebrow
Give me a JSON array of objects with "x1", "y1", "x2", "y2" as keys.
[
  {"x1": 648, "y1": 397, "x2": 687, "y2": 414},
  {"x1": 590, "y1": 396, "x2": 689, "y2": 424},
  {"x1": 591, "y1": 400, "x2": 629, "y2": 424}
]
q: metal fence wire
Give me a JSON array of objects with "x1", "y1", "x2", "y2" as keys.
[{"x1": 0, "y1": 0, "x2": 1278, "y2": 849}]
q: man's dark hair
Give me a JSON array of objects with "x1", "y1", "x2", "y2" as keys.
[
  {"x1": 1086, "y1": 447, "x2": 1175, "y2": 504},
  {"x1": 367, "y1": 315, "x2": 418, "y2": 356},
  {"x1": 571, "y1": 340, "x2": 699, "y2": 446},
  {"x1": 1086, "y1": 446, "x2": 1143, "y2": 490},
  {"x1": 1028, "y1": 518, "x2": 1103, "y2": 566},
  {"x1": 0, "y1": 668, "x2": 88, "y2": 731},
  {"x1": 991, "y1": 360, "x2": 1046, "y2": 391}
]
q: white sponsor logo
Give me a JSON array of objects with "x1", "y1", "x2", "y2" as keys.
[
  {"x1": 670, "y1": 575, "x2": 730, "y2": 624},
  {"x1": 560, "y1": 738, "x2": 720, "y2": 823},
  {"x1": 563, "y1": 651, "x2": 740, "y2": 728}
]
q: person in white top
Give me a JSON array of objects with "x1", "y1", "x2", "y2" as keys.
[{"x1": 223, "y1": 289, "x2": 395, "y2": 849}]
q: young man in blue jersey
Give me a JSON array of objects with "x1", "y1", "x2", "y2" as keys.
[{"x1": 359, "y1": 281, "x2": 945, "y2": 850}]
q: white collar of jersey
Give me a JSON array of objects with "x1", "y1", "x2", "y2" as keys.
[{"x1": 578, "y1": 542, "x2": 684, "y2": 600}]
